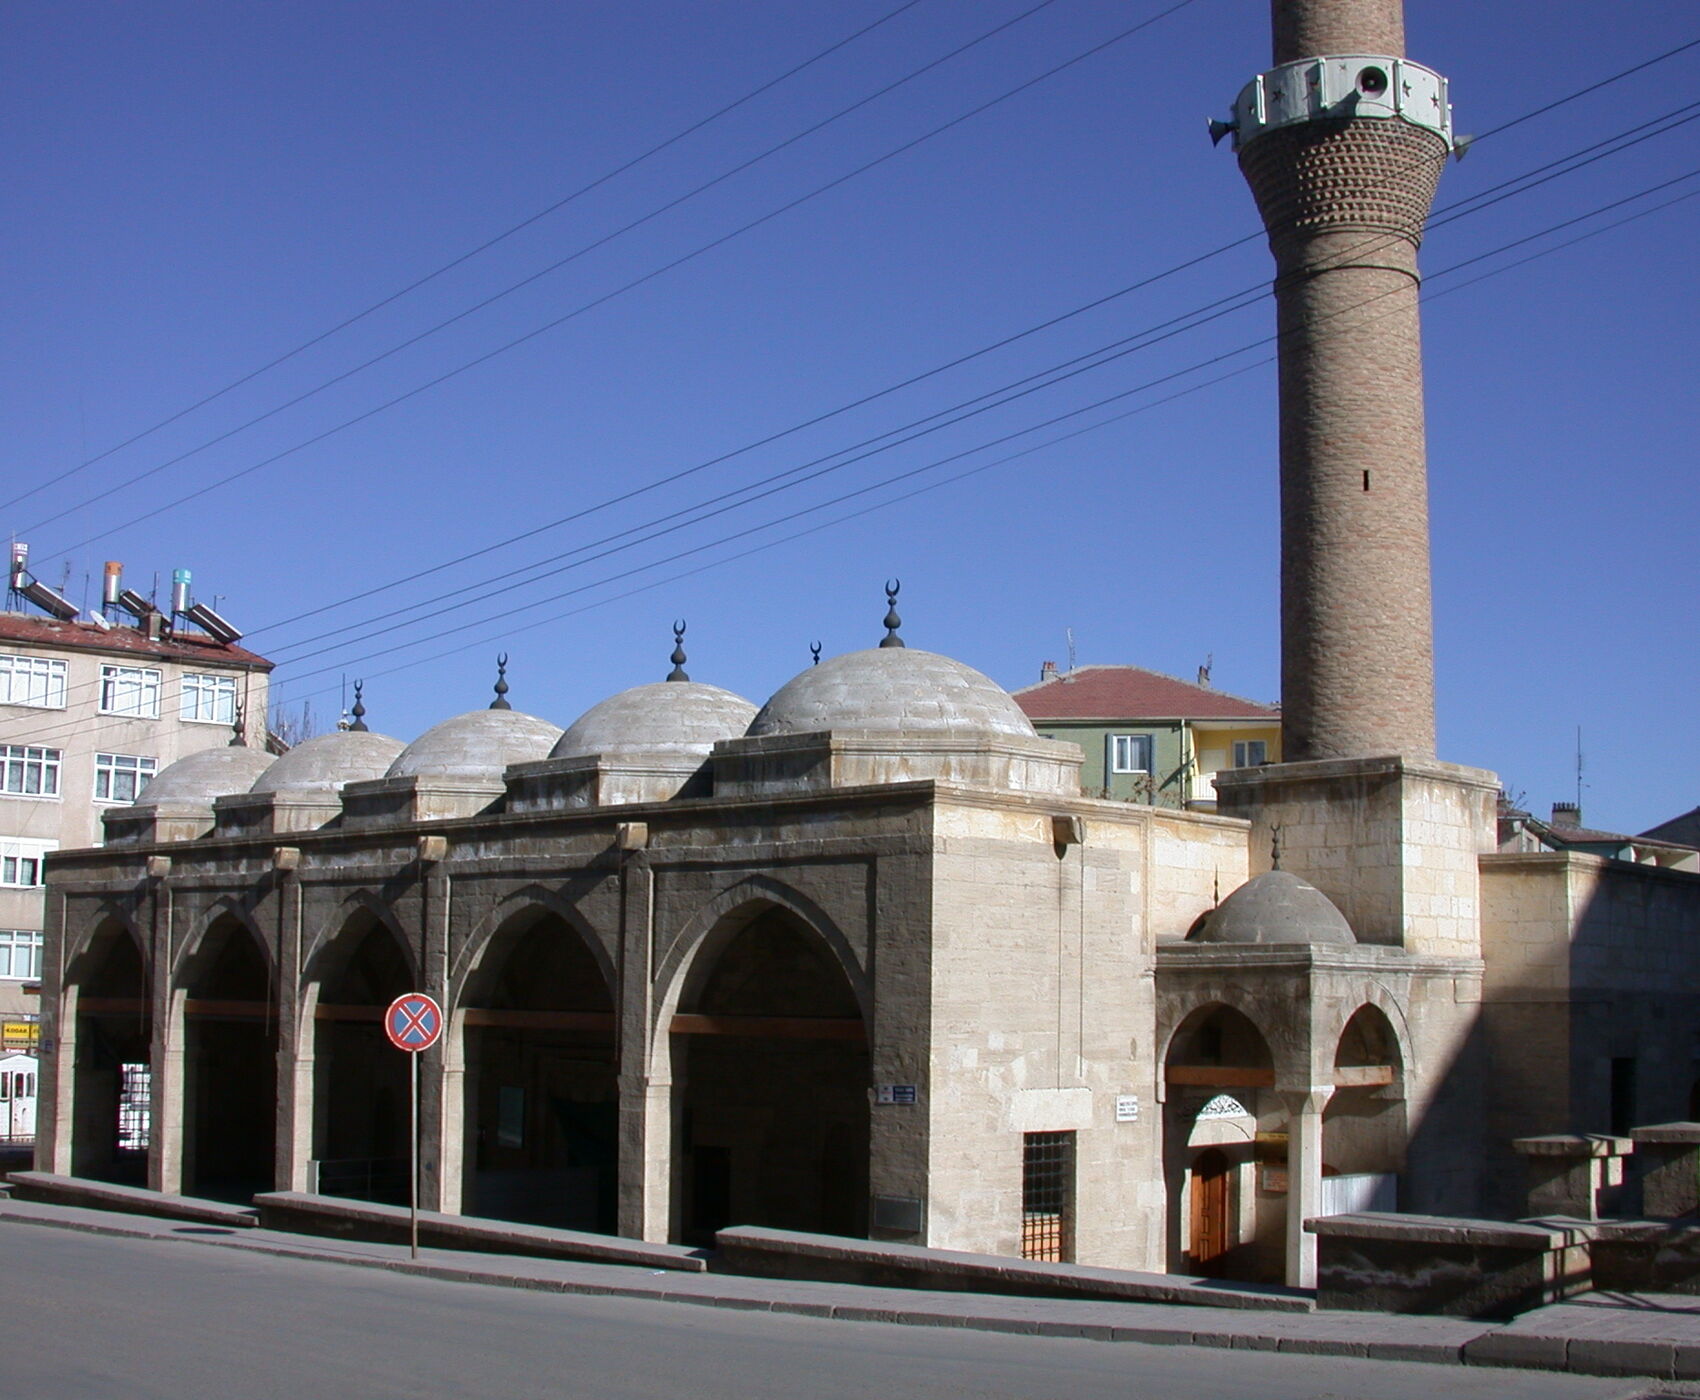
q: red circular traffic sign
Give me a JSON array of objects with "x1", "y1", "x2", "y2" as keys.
[{"x1": 384, "y1": 992, "x2": 444, "y2": 1053}]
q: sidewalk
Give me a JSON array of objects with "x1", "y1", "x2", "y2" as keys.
[{"x1": 4, "y1": 1194, "x2": 1699, "y2": 1387}]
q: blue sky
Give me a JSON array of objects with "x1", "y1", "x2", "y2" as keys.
[{"x1": 5, "y1": 0, "x2": 1696, "y2": 833}]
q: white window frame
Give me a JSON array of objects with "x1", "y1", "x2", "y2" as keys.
[
  {"x1": 99, "y1": 664, "x2": 161, "y2": 719},
  {"x1": 0, "y1": 745, "x2": 61, "y2": 798},
  {"x1": 0, "y1": 654, "x2": 68, "y2": 709},
  {"x1": 1233, "y1": 739, "x2": 1269, "y2": 768},
  {"x1": 0, "y1": 839, "x2": 55, "y2": 889},
  {"x1": 93, "y1": 752, "x2": 157, "y2": 804},
  {"x1": 0, "y1": 930, "x2": 42, "y2": 981},
  {"x1": 180, "y1": 672, "x2": 238, "y2": 725},
  {"x1": 1108, "y1": 733, "x2": 1154, "y2": 775}
]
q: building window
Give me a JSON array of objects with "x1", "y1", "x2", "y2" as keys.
[
  {"x1": 99, "y1": 665, "x2": 161, "y2": 718},
  {"x1": 118, "y1": 1062, "x2": 151, "y2": 1151},
  {"x1": 0, "y1": 840, "x2": 54, "y2": 888},
  {"x1": 180, "y1": 672, "x2": 237, "y2": 725},
  {"x1": 0, "y1": 654, "x2": 67, "y2": 709},
  {"x1": 0, "y1": 746, "x2": 61, "y2": 798},
  {"x1": 1020, "y1": 1130, "x2": 1076, "y2": 1262},
  {"x1": 0, "y1": 931, "x2": 42, "y2": 981},
  {"x1": 1109, "y1": 734, "x2": 1153, "y2": 774},
  {"x1": 1233, "y1": 739, "x2": 1268, "y2": 768},
  {"x1": 93, "y1": 753, "x2": 157, "y2": 804}
]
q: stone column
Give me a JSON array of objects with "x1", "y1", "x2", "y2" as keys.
[
  {"x1": 415, "y1": 853, "x2": 454, "y2": 1213},
  {"x1": 615, "y1": 837, "x2": 671, "y2": 1241},
  {"x1": 1631, "y1": 1122, "x2": 1700, "y2": 1219},
  {"x1": 1282, "y1": 1086, "x2": 1333, "y2": 1288},
  {"x1": 146, "y1": 873, "x2": 183, "y2": 1195},
  {"x1": 34, "y1": 889, "x2": 73, "y2": 1175},
  {"x1": 274, "y1": 865, "x2": 314, "y2": 1192}
]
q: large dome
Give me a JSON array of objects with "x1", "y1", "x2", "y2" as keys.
[
  {"x1": 553, "y1": 682, "x2": 756, "y2": 761},
  {"x1": 747, "y1": 649, "x2": 1036, "y2": 740},
  {"x1": 136, "y1": 746, "x2": 275, "y2": 806},
  {"x1": 252, "y1": 729, "x2": 406, "y2": 794},
  {"x1": 1189, "y1": 870, "x2": 1355, "y2": 946},
  {"x1": 386, "y1": 709, "x2": 561, "y2": 782}
]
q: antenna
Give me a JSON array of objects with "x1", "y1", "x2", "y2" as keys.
[{"x1": 1576, "y1": 726, "x2": 1585, "y2": 810}]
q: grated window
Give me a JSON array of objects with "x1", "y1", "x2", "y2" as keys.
[{"x1": 1021, "y1": 1131, "x2": 1075, "y2": 1262}]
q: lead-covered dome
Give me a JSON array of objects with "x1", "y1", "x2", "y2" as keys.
[
  {"x1": 1189, "y1": 870, "x2": 1355, "y2": 946},
  {"x1": 553, "y1": 682, "x2": 756, "y2": 760},
  {"x1": 252, "y1": 729, "x2": 406, "y2": 794},
  {"x1": 386, "y1": 709, "x2": 561, "y2": 782},
  {"x1": 747, "y1": 649, "x2": 1036, "y2": 740},
  {"x1": 136, "y1": 746, "x2": 275, "y2": 806}
]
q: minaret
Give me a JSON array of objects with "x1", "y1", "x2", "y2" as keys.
[{"x1": 1224, "y1": 0, "x2": 1455, "y2": 761}]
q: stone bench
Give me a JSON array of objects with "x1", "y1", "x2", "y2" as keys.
[
  {"x1": 715, "y1": 1225, "x2": 1312, "y2": 1312},
  {"x1": 5, "y1": 1171, "x2": 258, "y2": 1228},
  {"x1": 1309, "y1": 1212, "x2": 1592, "y2": 1319},
  {"x1": 253, "y1": 1191, "x2": 706, "y2": 1272}
]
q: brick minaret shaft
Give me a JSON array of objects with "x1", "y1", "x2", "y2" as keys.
[{"x1": 1238, "y1": 0, "x2": 1448, "y2": 761}]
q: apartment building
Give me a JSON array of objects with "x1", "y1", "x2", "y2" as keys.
[{"x1": 1, "y1": 565, "x2": 272, "y2": 1039}]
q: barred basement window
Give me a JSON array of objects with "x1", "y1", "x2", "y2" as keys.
[
  {"x1": 1021, "y1": 1130, "x2": 1075, "y2": 1262},
  {"x1": 118, "y1": 1062, "x2": 152, "y2": 1151}
]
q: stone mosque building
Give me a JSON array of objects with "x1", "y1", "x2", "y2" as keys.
[{"x1": 30, "y1": 0, "x2": 1700, "y2": 1289}]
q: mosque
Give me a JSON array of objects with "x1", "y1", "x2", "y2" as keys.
[{"x1": 30, "y1": 0, "x2": 1700, "y2": 1290}]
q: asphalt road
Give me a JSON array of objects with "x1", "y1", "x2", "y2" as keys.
[{"x1": 0, "y1": 1222, "x2": 1644, "y2": 1400}]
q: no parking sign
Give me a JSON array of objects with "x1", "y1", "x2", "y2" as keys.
[{"x1": 384, "y1": 993, "x2": 443, "y2": 1053}]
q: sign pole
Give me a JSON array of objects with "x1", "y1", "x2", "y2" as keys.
[
  {"x1": 409, "y1": 1046, "x2": 419, "y2": 1261},
  {"x1": 383, "y1": 992, "x2": 443, "y2": 1267}
]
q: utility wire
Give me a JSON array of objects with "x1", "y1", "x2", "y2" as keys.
[
  {"x1": 252, "y1": 97, "x2": 1700, "y2": 661},
  {"x1": 262, "y1": 173, "x2": 1699, "y2": 704},
  {"x1": 27, "y1": 0, "x2": 1195, "y2": 552},
  {"x1": 0, "y1": 0, "x2": 930, "y2": 515},
  {"x1": 10, "y1": 170, "x2": 1695, "y2": 749}
]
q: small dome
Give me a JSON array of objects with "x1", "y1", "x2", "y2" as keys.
[
  {"x1": 136, "y1": 747, "x2": 275, "y2": 806},
  {"x1": 552, "y1": 682, "x2": 757, "y2": 761},
  {"x1": 386, "y1": 709, "x2": 561, "y2": 782},
  {"x1": 748, "y1": 649, "x2": 1036, "y2": 740},
  {"x1": 1189, "y1": 870, "x2": 1355, "y2": 946},
  {"x1": 251, "y1": 730, "x2": 406, "y2": 795}
]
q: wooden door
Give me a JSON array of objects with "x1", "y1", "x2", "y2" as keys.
[{"x1": 1189, "y1": 1148, "x2": 1231, "y2": 1273}]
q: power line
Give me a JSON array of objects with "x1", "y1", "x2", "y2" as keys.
[
  {"x1": 0, "y1": 0, "x2": 930, "y2": 515},
  {"x1": 9, "y1": 170, "x2": 1694, "y2": 750},
  {"x1": 247, "y1": 97, "x2": 1700, "y2": 662},
  {"x1": 28, "y1": 0, "x2": 1196, "y2": 553}
]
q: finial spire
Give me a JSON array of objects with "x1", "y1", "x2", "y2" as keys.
[
  {"x1": 229, "y1": 700, "x2": 247, "y2": 747},
  {"x1": 810, "y1": 640, "x2": 822, "y2": 667},
  {"x1": 1269, "y1": 823, "x2": 1283, "y2": 871},
  {"x1": 667, "y1": 620, "x2": 689, "y2": 682},
  {"x1": 490, "y1": 653, "x2": 511, "y2": 710},
  {"x1": 349, "y1": 680, "x2": 368, "y2": 732},
  {"x1": 879, "y1": 579, "x2": 905, "y2": 649}
]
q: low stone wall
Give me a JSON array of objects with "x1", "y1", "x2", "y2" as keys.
[
  {"x1": 1310, "y1": 1213, "x2": 1591, "y2": 1319},
  {"x1": 715, "y1": 1225, "x2": 1312, "y2": 1312},
  {"x1": 1590, "y1": 1220, "x2": 1700, "y2": 1294},
  {"x1": 5, "y1": 1171, "x2": 258, "y2": 1229},
  {"x1": 253, "y1": 1191, "x2": 706, "y2": 1272}
]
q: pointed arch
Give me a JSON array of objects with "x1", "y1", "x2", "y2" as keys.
[
  {"x1": 450, "y1": 883, "x2": 616, "y2": 1011},
  {"x1": 175, "y1": 898, "x2": 272, "y2": 992},
  {"x1": 303, "y1": 891, "x2": 418, "y2": 1000},
  {"x1": 654, "y1": 873, "x2": 869, "y2": 1043}
]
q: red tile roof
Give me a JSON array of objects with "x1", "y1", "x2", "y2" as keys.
[
  {"x1": 1012, "y1": 665, "x2": 1277, "y2": 722},
  {"x1": 0, "y1": 610, "x2": 273, "y2": 670}
]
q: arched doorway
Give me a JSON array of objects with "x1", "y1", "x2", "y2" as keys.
[
  {"x1": 181, "y1": 917, "x2": 276, "y2": 1201},
  {"x1": 1164, "y1": 1005, "x2": 1274, "y2": 1281},
  {"x1": 67, "y1": 923, "x2": 151, "y2": 1184},
  {"x1": 1323, "y1": 1005, "x2": 1405, "y2": 1214},
  {"x1": 672, "y1": 905, "x2": 868, "y2": 1246},
  {"x1": 309, "y1": 913, "x2": 412, "y2": 1203},
  {"x1": 459, "y1": 908, "x2": 616, "y2": 1230}
]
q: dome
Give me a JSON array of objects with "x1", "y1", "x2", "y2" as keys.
[
  {"x1": 251, "y1": 729, "x2": 406, "y2": 795},
  {"x1": 136, "y1": 746, "x2": 275, "y2": 806},
  {"x1": 747, "y1": 649, "x2": 1036, "y2": 740},
  {"x1": 1189, "y1": 870, "x2": 1356, "y2": 946},
  {"x1": 552, "y1": 682, "x2": 757, "y2": 761},
  {"x1": 386, "y1": 709, "x2": 562, "y2": 782}
]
